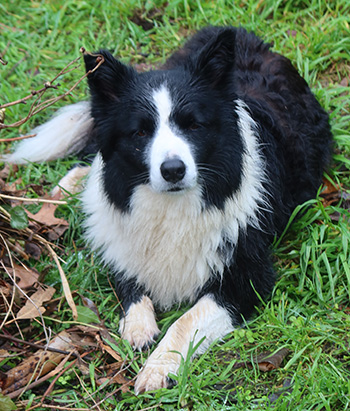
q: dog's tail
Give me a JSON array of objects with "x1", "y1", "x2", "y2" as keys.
[{"x1": 1, "y1": 101, "x2": 92, "y2": 164}]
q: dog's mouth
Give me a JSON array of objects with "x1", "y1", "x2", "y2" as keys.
[{"x1": 167, "y1": 186, "x2": 183, "y2": 193}]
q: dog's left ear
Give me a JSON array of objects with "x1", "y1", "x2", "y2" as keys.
[
  {"x1": 84, "y1": 50, "x2": 136, "y2": 101},
  {"x1": 192, "y1": 28, "x2": 236, "y2": 88}
]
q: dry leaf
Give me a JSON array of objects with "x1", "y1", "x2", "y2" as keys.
[
  {"x1": 256, "y1": 348, "x2": 289, "y2": 371},
  {"x1": 24, "y1": 242, "x2": 42, "y2": 260},
  {"x1": 0, "y1": 350, "x2": 11, "y2": 358},
  {"x1": 234, "y1": 348, "x2": 289, "y2": 372},
  {"x1": 6, "y1": 263, "x2": 39, "y2": 290},
  {"x1": 0, "y1": 164, "x2": 18, "y2": 180},
  {"x1": 16, "y1": 285, "x2": 56, "y2": 319},
  {"x1": 25, "y1": 195, "x2": 69, "y2": 240},
  {"x1": 0, "y1": 331, "x2": 74, "y2": 394},
  {"x1": 26, "y1": 202, "x2": 68, "y2": 227}
]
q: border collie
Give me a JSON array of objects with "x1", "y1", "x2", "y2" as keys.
[{"x1": 3, "y1": 26, "x2": 332, "y2": 393}]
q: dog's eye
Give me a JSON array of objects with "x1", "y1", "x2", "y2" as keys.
[
  {"x1": 136, "y1": 130, "x2": 147, "y2": 137},
  {"x1": 188, "y1": 123, "x2": 200, "y2": 131}
]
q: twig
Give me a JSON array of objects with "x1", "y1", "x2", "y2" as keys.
[
  {"x1": 0, "y1": 257, "x2": 51, "y2": 345},
  {"x1": 1, "y1": 203, "x2": 76, "y2": 321},
  {"x1": 0, "y1": 133, "x2": 36, "y2": 142},
  {"x1": 0, "y1": 235, "x2": 17, "y2": 331},
  {"x1": 0, "y1": 333, "x2": 92, "y2": 360},
  {"x1": 7, "y1": 353, "x2": 77, "y2": 399},
  {"x1": 0, "y1": 193, "x2": 67, "y2": 205},
  {"x1": 30, "y1": 406, "x2": 90, "y2": 411},
  {"x1": 72, "y1": 368, "x2": 102, "y2": 411},
  {"x1": 0, "y1": 49, "x2": 104, "y2": 129}
]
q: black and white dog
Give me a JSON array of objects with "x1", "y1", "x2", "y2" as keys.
[{"x1": 4, "y1": 26, "x2": 332, "y2": 393}]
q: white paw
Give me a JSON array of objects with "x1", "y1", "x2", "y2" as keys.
[
  {"x1": 119, "y1": 296, "x2": 160, "y2": 350},
  {"x1": 134, "y1": 357, "x2": 179, "y2": 394}
]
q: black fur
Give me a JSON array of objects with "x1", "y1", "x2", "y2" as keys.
[{"x1": 82, "y1": 26, "x2": 331, "y2": 325}]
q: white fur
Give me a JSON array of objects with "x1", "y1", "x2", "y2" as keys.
[
  {"x1": 1, "y1": 102, "x2": 92, "y2": 164},
  {"x1": 134, "y1": 294, "x2": 234, "y2": 393},
  {"x1": 82, "y1": 99, "x2": 266, "y2": 309},
  {"x1": 149, "y1": 86, "x2": 197, "y2": 192},
  {"x1": 118, "y1": 296, "x2": 160, "y2": 350},
  {"x1": 51, "y1": 165, "x2": 91, "y2": 197}
]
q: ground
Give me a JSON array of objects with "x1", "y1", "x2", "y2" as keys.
[{"x1": 0, "y1": 1, "x2": 350, "y2": 410}]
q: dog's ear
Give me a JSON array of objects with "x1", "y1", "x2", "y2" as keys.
[
  {"x1": 84, "y1": 50, "x2": 136, "y2": 101},
  {"x1": 192, "y1": 28, "x2": 236, "y2": 88}
]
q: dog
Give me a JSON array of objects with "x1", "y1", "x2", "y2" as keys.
[{"x1": 3, "y1": 26, "x2": 332, "y2": 393}]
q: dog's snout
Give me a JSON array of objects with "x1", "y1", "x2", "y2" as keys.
[{"x1": 160, "y1": 158, "x2": 186, "y2": 183}]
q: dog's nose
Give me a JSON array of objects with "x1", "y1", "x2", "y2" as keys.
[{"x1": 160, "y1": 158, "x2": 186, "y2": 183}]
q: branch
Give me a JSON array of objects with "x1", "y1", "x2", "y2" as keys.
[{"x1": 0, "y1": 48, "x2": 104, "y2": 130}]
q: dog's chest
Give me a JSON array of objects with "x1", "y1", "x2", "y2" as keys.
[
  {"x1": 83, "y1": 158, "x2": 234, "y2": 309},
  {"x1": 107, "y1": 185, "x2": 229, "y2": 309}
]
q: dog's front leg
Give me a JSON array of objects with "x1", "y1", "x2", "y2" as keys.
[
  {"x1": 115, "y1": 277, "x2": 160, "y2": 351},
  {"x1": 134, "y1": 294, "x2": 234, "y2": 394}
]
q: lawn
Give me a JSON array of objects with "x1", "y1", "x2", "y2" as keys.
[{"x1": 1, "y1": 0, "x2": 350, "y2": 410}]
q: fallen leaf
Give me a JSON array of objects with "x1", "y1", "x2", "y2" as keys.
[
  {"x1": 255, "y1": 348, "x2": 290, "y2": 372},
  {"x1": 16, "y1": 285, "x2": 56, "y2": 319},
  {"x1": 0, "y1": 331, "x2": 74, "y2": 394},
  {"x1": 340, "y1": 77, "x2": 348, "y2": 87},
  {"x1": 234, "y1": 348, "x2": 289, "y2": 372},
  {"x1": 26, "y1": 202, "x2": 68, "y2": 227},
  {"x1": 0, "y1": 350, "x2": 11, "y2": 358},
  {"x1": 6, "y1": 263, "x2": 39, "y2": 289},
  {"x1": 24, "y1": 242, "x2": 42, "y2": 260},
  {"x1": 0, "y1": 164, "x2": 18, "y2": 180},
  {"x1": 25, "y1": 192, "x2": 69, "y2": 240}
]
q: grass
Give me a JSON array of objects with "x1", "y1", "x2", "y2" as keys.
[{"x1": 1, "y1": 0, "x2": 350, "y2": 410}]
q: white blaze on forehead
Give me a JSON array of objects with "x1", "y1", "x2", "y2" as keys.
[
  {"x1": 149, "y1": 85, "x2": 197, "y2": 192},
  {"x1": 152, "y1": 85, "x2": 173, "y2": 124}
]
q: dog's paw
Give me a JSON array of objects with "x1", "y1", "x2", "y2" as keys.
[
  {"x1": 119, "y1": 296, "x2": 160, "y2": 351},
  {"x1": 120, "y1": 318, "x2": 159, "y2": 351},
  {"x1": 134, "y1": 359, "x2": 178, "y2": 394}
]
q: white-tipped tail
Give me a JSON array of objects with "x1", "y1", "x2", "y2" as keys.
[{"x1": 1, "y1": 101, "x2": 92, "y2": 164}]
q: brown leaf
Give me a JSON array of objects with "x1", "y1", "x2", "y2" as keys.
[
  {"x1": 16, "y1": 285, "x2": 56, "y2": 319},
  {"x1": 26, "y1": 202, "x2": 68, "y2": 227},
  {"x1": 234, "y1": 348, "x2": 289, "y2": 372},
  {"x1": 25, "y1": 192, "x2": 69, "y2": 239},
  {"x1": 100, "y1": 341, "x2": 122, "y2": 362},
  {"x1": 24, "y1": 242, "x2": 42, "y2": 260},
  {"x1": 0, "y1": 164, "x2": 18, "y2": 180},
  {"x1": 0, "y1": 330, "x2": 74, "y2": 393},
  {"x1": 340, "y1": 77, "x2": 349, "y2": 87},
  {"x1": 97, "y1": 372, "x2": 131, "y2": 392},
  {"x1": 0, "y1": 349, "x2": 11, "y2": 358},
  {"x1": 256, "y1": 348, "x2": 289, "y2": 371},
  {"x1": 6, "y1": 263, "x2": 39, "y2": 290}
]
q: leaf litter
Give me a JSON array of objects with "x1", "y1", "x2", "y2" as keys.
[{"x1": 0, "y1": 165, "x2": 133, "y2": 407}]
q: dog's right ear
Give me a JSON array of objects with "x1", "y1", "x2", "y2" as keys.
[{"x1": 84, "y1": 50, "x2": 136, "y2": 101}]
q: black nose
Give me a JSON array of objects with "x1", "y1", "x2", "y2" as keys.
[{"x1": 160, "y1": 158, "x2": 186, "y2": 183}]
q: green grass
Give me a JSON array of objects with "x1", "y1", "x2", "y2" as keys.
[{"x1": 1, "y1": 0, "x2": 350, "y2": 410}]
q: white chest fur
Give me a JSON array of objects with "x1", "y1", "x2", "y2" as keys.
[
  {"x1": 82, "y1": 154, "x2": 233, "y2": 309},
  {"x1": 81, "y1": 102, "x2": 266, "y2": 310}
]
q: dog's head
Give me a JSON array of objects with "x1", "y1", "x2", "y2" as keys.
[{"x1": 84, "y1": 29, "x2": 244, "y2": 210}]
